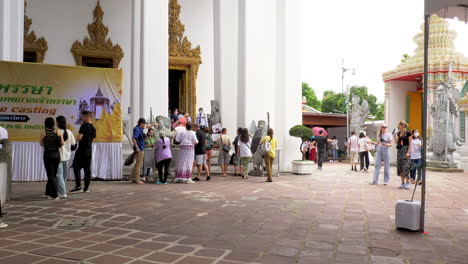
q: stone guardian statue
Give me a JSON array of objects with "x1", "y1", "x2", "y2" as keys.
[{"x1": 349, "y1": 94, "x2": 370, "y2": 134}]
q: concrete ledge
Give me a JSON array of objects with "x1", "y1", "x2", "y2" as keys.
[{"x1": 426, "y1": 167, "x2": 464, "y2": 173}]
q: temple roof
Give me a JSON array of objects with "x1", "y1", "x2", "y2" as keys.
[{"x1": 383, "y1": 15, "x2": 468, "y2": 82}]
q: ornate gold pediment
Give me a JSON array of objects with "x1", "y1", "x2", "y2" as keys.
[
  {"x1": 71, "y1": 1, "x2": 123, "y2": 68},
  {"x1": 169, "y1": 0, "x2": 202, "y2": 68},
  {"x1": 24, "y1": 1, "x2": 48, "y2": 63}
]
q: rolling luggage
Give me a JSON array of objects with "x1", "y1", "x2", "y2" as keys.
[{"x1": 395, "y1": 182, "x2": 421, "y2": 231}]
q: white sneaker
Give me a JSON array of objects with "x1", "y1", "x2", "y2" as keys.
[
  {"x1": 187, "y1": 179, "x2": 195, "y2": 184},
  {"x1": 59, "y1": 194, "x2": 68, "y2": 198},
  {"x1": 0, "y1": 223, "x2": 8, "y2": 229}
]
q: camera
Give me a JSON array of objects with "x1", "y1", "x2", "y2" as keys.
[{"x1": 380, "y1": 138, "x2": 388, "y2": 143}]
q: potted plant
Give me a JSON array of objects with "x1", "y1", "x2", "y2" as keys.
[{"x1": 289, "y1": 125, "x2": 314, "y2": 175}]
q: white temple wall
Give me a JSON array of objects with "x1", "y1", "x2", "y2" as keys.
[
  {"x1": 179, "y1": 0, "x2": 214, "y2": 115},
  {"x1": 26, "y1": 0, "x2": 133, "y2": 125},
  {"x1": 387, "y1": 81, "x2": 418, "y2": 162},
  {"x1": 240, "y1": 0, "x2": 278, "y2": 126},
  {"x1": 274, "y1": 0, "x2": 302, "y2": 170},
  {"x1": 0, "y1": 0, "x2": 24, "y2": 61},
  {"x1": 140, "y1": 0, "x2": 168, "y2": 120},
  {"x1": 213, "y1": 0, "x2": 239, "y2": 138}
]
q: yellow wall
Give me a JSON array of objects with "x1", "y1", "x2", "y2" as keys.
[{"x1": 407, "y1": 91, "x2": 422, "y2": 133}]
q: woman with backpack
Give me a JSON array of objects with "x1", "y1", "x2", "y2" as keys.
[
  {"x1": 259, "y1": 128, "x2": 278, "y2": 182},
  {"x1": 40, "y1": 117, "x2": 64, "y2": 199},
  {"x1": 204, "y1": 126, "x2": 213, "y2": 175},
  {"x1": 238, "y1": 128, "x2": 252, "y2": 179}
]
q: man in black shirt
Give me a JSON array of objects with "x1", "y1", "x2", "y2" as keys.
[
  {"x1": 193, "y1": 124, "x2": 210, "y2": 181},
  {"x1": 70, "y1": 111, "x2": 96, "y2": 193},
  {"x1": 315, "y1": 130, "x2": 336, "y2": 170}
]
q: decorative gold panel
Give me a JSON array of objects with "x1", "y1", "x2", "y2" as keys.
[
  {"x1": 169, "y1": 0, "x2": 202, "y2": 118},
  {"x1": 24, "y1": 1, "x2": 48, "y2": 63},
  {"x1": 71, "y1": 0, "x2": 123, "y2": 68}
]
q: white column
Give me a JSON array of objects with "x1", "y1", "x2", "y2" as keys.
[
  {"x1": 140, "y1": 0, "x2": 168, "y2": 119},
  {"x1": 214, "y1": 0, "x2": 239, "y2": 136},
  {"x1": 125, "y1": 0, "x2": 142, "y2": 134},
  {"x1": 274, "y1": 0, "x2": 302, "y2": 171},
  {"x1": 0, "y1": 0, "x2": 24, "y2": 61},
  {"x1": 239, "y1": 0, "x2": 277, "y2": 125}
]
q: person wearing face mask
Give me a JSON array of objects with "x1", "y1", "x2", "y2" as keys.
[
  {"x1": 410, "y1": 129, "x2": 422, "y2": 185},
  {"x1": 196, "y1": 108, "x2": 208, "y2": 127}
]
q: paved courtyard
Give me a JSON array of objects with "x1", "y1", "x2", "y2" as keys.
[{"x1": 1, "y1": 163, "x2": 467, "y2": 264}]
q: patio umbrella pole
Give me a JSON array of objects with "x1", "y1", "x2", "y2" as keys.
[{"x1": 420, "y1": 13, "x2": 430, "y2": 233}]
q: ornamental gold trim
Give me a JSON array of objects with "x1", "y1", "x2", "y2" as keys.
[
  {"x1": 24, "y1": 1, "x2": 48, "y2": 63},
  {"x1": 71, "y1": 0, "x2": 124, "y2": 68},
  {"x1": 169, "y1": 0, "x2": 202, "y2": 118}
]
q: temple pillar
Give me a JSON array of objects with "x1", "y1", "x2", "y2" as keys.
[
  {"x1": 213, "y1": 0, "x2": 238, "y2": 136},
  {"x1": 0, "y1": 0, "x2": 23, "y2": 61},
  {"x1": 140, "y1": 0, "x2": 168, "y2": 120},
  {"x1": 274, "y1": 0, "x2": 302, "y2": 171}
]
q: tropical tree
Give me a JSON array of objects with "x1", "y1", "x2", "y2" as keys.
[
  {"x1": 302, "y1": 82, "x2": 321, "y2": 110},
  {"x1": 321, "y1": 91, "x2": 346, "y2": 113}
]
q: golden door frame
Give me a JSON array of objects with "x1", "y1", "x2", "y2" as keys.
[{"x1": 169, "y1": 0, "x2": 201, "y2": 120}]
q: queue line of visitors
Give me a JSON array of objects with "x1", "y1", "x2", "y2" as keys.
[{"x1": 39, "y1": 111, "x2": 96, "y2": 200}]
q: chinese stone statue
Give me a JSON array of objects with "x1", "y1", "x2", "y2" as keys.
[
  {"x1": 429, "y1": 82, "x2": 464, "y2": 162},
  {"x1": 249, "y1": 120, "x2": 267, "y2": 176},
  {"x1": 348, "y1": 94, "x2": 370, "y2": 134}
]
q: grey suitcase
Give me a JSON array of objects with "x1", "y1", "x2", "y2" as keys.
[
  {"x1": 395, "y1": 182, "x2": 421, "y2": 231},
  {"x1": 395, "y1": 200, "x2": 421, "y2": 230}
]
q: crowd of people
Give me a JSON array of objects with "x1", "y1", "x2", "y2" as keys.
[
  {"x1": 131, "y1": 108, "x2": 278, "y2": 184},
  {"x1": 305, "y1": 121, "x2": 423, "y2": 190},
  {"x1": 35, "y1": 104, "x2": 423, "y2": 201}
]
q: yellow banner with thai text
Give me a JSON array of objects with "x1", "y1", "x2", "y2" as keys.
[{"x1": 0, "y1": 61, "x2": 123, "y2": 142}]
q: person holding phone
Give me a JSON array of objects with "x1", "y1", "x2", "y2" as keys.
[
  {"x1": 395, "y1": 121, "x2": 412, "y2": 189},
  {"x1": 371, "y1": 124, "x2": 392, "y2": 185},
  {"x1": 410, "y1": 129, "x2": 423, "y2": 185}
]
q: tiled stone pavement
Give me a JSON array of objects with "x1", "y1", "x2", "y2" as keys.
[{"x1": 1, "y1": 163, "x2": 467, "y2": 264}]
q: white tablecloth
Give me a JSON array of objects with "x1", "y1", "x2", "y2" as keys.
[{"x1": 12, "y1": 142, "x2": 122, "y2": 182}]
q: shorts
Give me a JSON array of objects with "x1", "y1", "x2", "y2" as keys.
[
  {"x1": 218, "y1": 151, "x2": 230, "y2": 165},
  {"x1": 195, "y1": 154, "x2": 206, "y2": 165},
  {"x1": 350, "y1": 151, "x2": 359, "y2": 163},
  {"x1": 206, "y1": 150, "x2": 212, "y2": 161}
]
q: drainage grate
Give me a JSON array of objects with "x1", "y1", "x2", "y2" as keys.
[{"x1": 56, "y1": 219, "x2": 99, "y2": 227}]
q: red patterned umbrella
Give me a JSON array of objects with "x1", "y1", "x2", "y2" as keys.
[{"x1": 312, "y1": 127, "x2": 328, "y2": 137}]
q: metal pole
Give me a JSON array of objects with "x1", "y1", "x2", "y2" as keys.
[{"x1": 420, "y1": 13, "x2": 430, "y2": 232}]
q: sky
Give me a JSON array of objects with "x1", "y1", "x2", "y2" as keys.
[{"x1": 300, "y1": 0, "x2": 468, "y2": 102}]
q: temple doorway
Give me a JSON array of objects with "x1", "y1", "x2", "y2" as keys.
[
  {"x1": 407, "y1": 91, "x2": 423, "y2": 133},
  {"x1": 168, "y1": 69, "x2": 185, "y2": 112}
]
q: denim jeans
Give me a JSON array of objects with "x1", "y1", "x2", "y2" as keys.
[
  {"x1": 56, "y1": 161, "x2": 68, "y2": 196},
  {"x1": 332, "y1": 149, "x2": 338, "y2": 158},
  {"x1": 410, "y1": 159, "x2": 422, "y2": 181},
  {"x1": 373, "y1": 146, "x2": 390, "y2": 183}
]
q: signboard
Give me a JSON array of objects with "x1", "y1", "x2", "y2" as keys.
[{"x1": 0, "y1": 61, "x2": 123, "y2": 142}]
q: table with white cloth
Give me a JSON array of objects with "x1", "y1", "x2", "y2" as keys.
[{"x1": 12, "y1": 142, "x2": 122, "y2": 182}]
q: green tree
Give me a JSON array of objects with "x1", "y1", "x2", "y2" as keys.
[
  {"x1": 321, "y1": 92, "x2": 346, "y2": 113},
  {"x1": 302, "y1": 82, "x2": 321, "y2": 110},
  {"x1": 323, "y1": 90, "x2": 335, "y2": 98},
  {"x1": 349, "y1": 86, "x2": 379, "y2": 117},
  {"x1": 375, "y1": 103, "x2": 385, "y2": 120},
  {"x1": 289, "y1": 125, "x2": 313, "y2": 142},
  {"x1": 401, "y1": 53, "x2": 410, "y2": 63}
]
